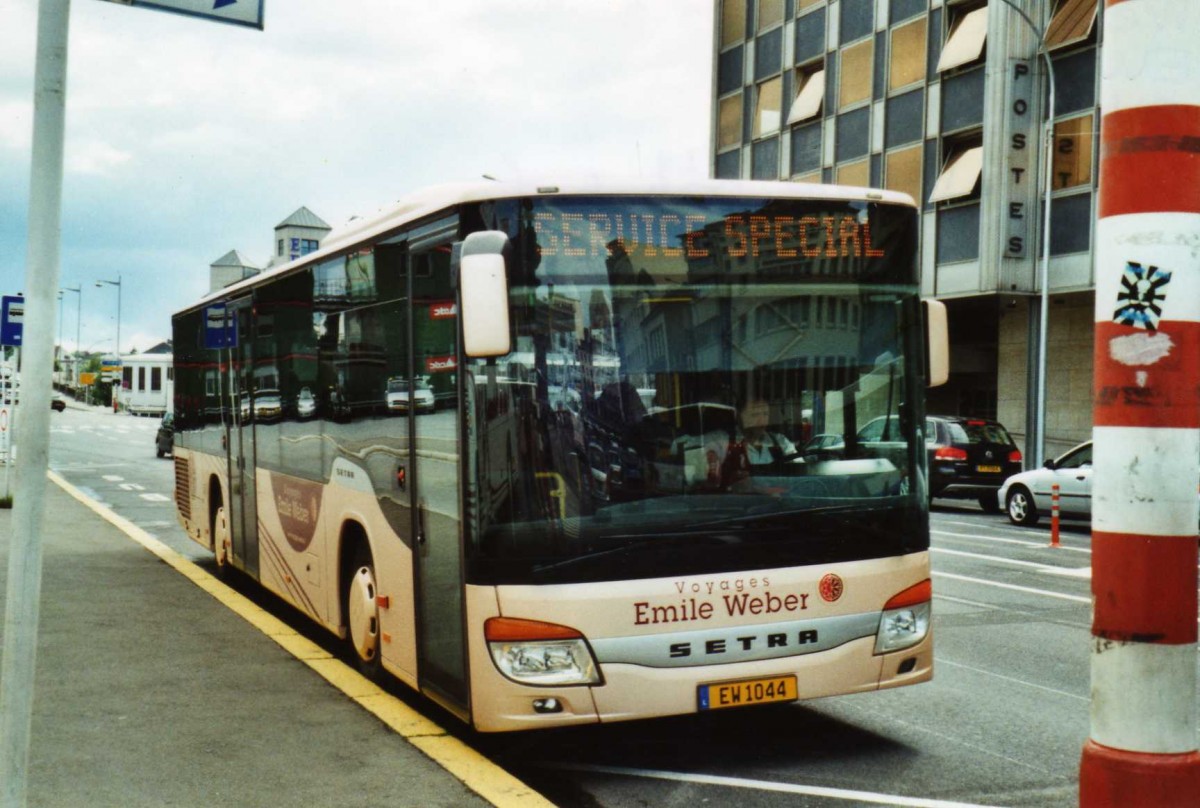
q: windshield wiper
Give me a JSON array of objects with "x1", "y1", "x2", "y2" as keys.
[{"x1": 530, "y1": 531, "x2": 740, "y2": 578}]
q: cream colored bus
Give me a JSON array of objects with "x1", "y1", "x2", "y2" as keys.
[{"x1": 170, "y1": 180, "x2": 947, "y2": 731}]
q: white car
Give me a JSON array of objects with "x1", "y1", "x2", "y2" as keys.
[
  {"x1": 386, "y1": 377, "x2": 435, "y2": 414},
  {"x1": 295, "y1": 386, "x2": 317, "y2": 419},
  {"x1": 999, "y1": 441, "x2": 1093, "y2": 526}
]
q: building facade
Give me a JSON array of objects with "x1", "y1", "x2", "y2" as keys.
[
  {"x1": 209, "y1": 207, "x2": 333, "y2": 294},
  {"x1": 711, "y1": 0, "x2": 1100, "y2": 459}
]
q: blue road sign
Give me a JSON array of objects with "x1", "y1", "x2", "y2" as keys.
[
  {"x1": 94, "y1": 0, "x2": 265, "y2": 30},
  {"x1": 204, "y1": 303, "x2": 238, "y2": 349},
  {"x1": 1, "y1": 295, "x2": 24, "y2": 347}
]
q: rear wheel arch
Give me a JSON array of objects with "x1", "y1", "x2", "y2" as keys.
[
  {"x1": 337, "y1": 520, "x2": 372, "y2": 623},
  {"x1": 338, "y1": 519, "x2": 384, "y2": 680},
  {"x1": 207, "y1": 476, "x2": 223, "y2": 544}
]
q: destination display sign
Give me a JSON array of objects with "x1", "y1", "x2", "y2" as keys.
[{"x1": 532, "y1": 210, "x2": 888, "y2": 261}]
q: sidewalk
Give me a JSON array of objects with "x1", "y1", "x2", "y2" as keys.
[{"x1": 0, "y1": 479, "x2": 540, "y2": 808}]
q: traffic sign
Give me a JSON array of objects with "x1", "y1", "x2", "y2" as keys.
[
  {"x1": 1, "y1": 295, "x2": 24, "y2": 347},
  {"x1": 204, "y1": 303, "x2": 238, "y2": 349},
  {"x1": 94, "y1": 0, "x2": 265, "y2": 30}
]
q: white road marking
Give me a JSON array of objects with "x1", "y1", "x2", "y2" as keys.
[
  {"x1": 1039, "y1": 566, "x2": 1092, "y2": 578},
  {"x1": 543, "y1": 764, "x2": 1002, "y2": 808},
  {"x1": 934, "y1": 593, "x2": 1091, "y2": 631},
  {"x1": 102, "y1": 475, "x2": 124, "y2": 481},
  {"x1": 932, "y1": 546, "x2": 1090, "y2": 578},
  {"x1": 933, "y1": 571, "x2": 1091, "y2": 604},
  {"x1": 935, "y1": 658, "x2": 1088, "y2": 702},
  {"x1": 139, "y1": 493, "x2": 170, "y2": 502},
  {"x1": 119, "y1": 483, "x2": 146, "y2": 491},
  {"x1": 934, "y1": 528, "x2": 1092, "y2": 555}
]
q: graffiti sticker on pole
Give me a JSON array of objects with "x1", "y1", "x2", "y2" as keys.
[{"x1": 1113, "y1": 261, "x2": 1171, "y2": 331}]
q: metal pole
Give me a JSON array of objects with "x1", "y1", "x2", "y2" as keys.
[
  {"x1": 0, "y1": 2, "x2": 71, "y2": 807},
  {"x1": 61, "y1": 285, "x2": 80, "y2": 392},
  {"x1": 1035, "y1": 85, "x2": 1054, "y2": 469}
]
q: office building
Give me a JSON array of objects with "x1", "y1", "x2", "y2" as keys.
[{"x1": 712, "y1": 0, "x2": 1100, "y2": 458}]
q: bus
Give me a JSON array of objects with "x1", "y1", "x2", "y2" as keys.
[
  {"x1": 118, "y1": 351, "x2": 173, "y2": 416},
  {"x1": 170, "y1": 180, "x2": 948, "y2": 732}
]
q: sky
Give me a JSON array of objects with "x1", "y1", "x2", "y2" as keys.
[{"x1": 1, "y1": 0, "x2": 713, "y2": 355}]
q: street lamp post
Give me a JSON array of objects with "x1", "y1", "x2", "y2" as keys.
[
  {"x1": 95, "y1": 275, "x2": 121, "y2": 356},
  {"x1": 61, "y1": 284, "x2": 80, "y2": 388},
  {"x1": 96, "y1": 275, "x2": 121, "y2": 411},
  {"x1": 996, "y1": 0, "x2": 1056, "y2": 468}
]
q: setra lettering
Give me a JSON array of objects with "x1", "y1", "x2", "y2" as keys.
[{"x1": 669, "y1": 629, "x2": 821, "y2": 658}]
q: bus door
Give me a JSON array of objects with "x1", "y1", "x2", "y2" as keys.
[
  {"x1": 225, "y1": 298, "x2": 259, "y2": 577},
  {"x1": 409, "y1": 234, "x2": 468, "y2": 710}
]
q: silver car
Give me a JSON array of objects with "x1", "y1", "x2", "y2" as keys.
[{"x1": 998, "y1": 441, "x2": 1092, "y2": 526}]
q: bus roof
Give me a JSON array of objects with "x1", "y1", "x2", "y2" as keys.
[{"x1": 179, "y1": 178, "x2": 916, "y2": 317}]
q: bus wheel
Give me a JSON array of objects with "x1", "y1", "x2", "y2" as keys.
[
  {"x1": 212, "y1": 505, "x2": 232, "y2": 581},
  {"x1": 346, "y1": 547, "x2": 384, "y2": 681}
]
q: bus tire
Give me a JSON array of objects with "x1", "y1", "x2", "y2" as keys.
[
  {"x1": 212, "y1": 504, "x2": 232, "y2": 581},
  {"x1": 346, "y1": 544, "x2": 384, "y2": 681}
]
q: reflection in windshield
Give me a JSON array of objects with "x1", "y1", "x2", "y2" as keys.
[{"x1": 465, "y1": 196, "x2": 926, "y2": 584}]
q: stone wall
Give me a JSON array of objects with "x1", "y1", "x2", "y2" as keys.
[{"x1": 997, "y1": 292, "x2": 1094, "y2": 460}]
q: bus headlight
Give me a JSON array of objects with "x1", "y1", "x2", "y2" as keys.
[
  {"x1": 485, "y1": 617, "x2": 601, "y2": 686},
  {"x1": 874, "y1": 579, "x2": 932, "y2": 654}
]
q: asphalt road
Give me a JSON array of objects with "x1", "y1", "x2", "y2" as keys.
[{"x1": 46, "y1": 404, "x2": 1120, "y2": 807}]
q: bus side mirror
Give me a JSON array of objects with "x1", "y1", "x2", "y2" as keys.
[
  {"x1": 923, "y1": 299, "x2": 949, "y2": 388},
  {"x1": 459, "y1": 231, "x2": 512, "y2": 358}
]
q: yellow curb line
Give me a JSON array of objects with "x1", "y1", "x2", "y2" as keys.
[{"x1": 48, "y1": 469, "x2": 555, "y2": 808}]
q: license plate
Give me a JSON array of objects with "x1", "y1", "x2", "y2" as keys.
[
  {"x1": 698, "y1": 674, "x2": 797, "y2": 711},
  {"x1": 977, "y1": 465, "x2": 1002, "y2": 473}
]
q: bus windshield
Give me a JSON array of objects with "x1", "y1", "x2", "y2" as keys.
[{"x1": 465, "y1": 195, "x2": 927, "y2": 585}]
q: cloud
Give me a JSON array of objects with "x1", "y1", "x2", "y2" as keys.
[{"x1": 1, "y1": 0, "x2": 713, "y2": 351}]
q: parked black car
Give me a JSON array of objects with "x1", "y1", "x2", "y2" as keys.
[
  {"x1": 51, "y1": 393, "x2": 66, "y2": 412},
  {"x1": 926, "y1": 416, "x2": 1023, "y2": 511},
  {"x1": 831, "y1": 414, "x2": 1023, "y2": 512},
  {"x1": 155, "y1": 412, "x2": 174, "y2": 458}
]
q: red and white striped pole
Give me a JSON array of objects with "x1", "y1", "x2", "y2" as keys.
[
  {"x1": 1049, "y1": 483, "x2": 1060, "y2": 548},
  {"x1": 1081, "y1": 1, "x2": 1200, "y2": 803}
]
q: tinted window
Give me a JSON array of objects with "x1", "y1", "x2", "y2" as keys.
[
  {"x1": 941, "y1": 67, "x2": 985, "y2": 132},
  {"x1": 715, "y1": 149, "x2": 742, "y2": 179},
  {"x1": 794, "y1": 7, "x2": 826, "y2": 64},
  {"x1": 755, "y1": 28, "x2": 783, "y2": 81},
  {"x1": 890, "y1": 0, "x2": 926, "y2": 24},
  {"x1": 836, "y1": 107, "x2": 870, "y2": 162},
  {"x1": 1053, "y1": 47, "x2": 1097, "y2": 115},
  {"x1": 885, "y1": 89, "x2": 924, "y2": 148},
  {"x1": 936, "y1": 203, "x2": 980, "y2": 262},
  {"x1": 1057, "y1": 444, "x2": 1092, "y2": 469},
  {"x1": 960, "y1": 422, "x2": 1014, "y2": 445},
  {"x1": 1050, "y1": 192, "x2": 1092, "y2": 255},
  {"x1": 718, "y1": 47, "x2": 744, "y2": 95},
  {"x1": 840, "y1": 0, "x2": 874, "y2": 43},
  {"x1": 791, "y1": 121, "x2": 823, "y2": 175}
]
